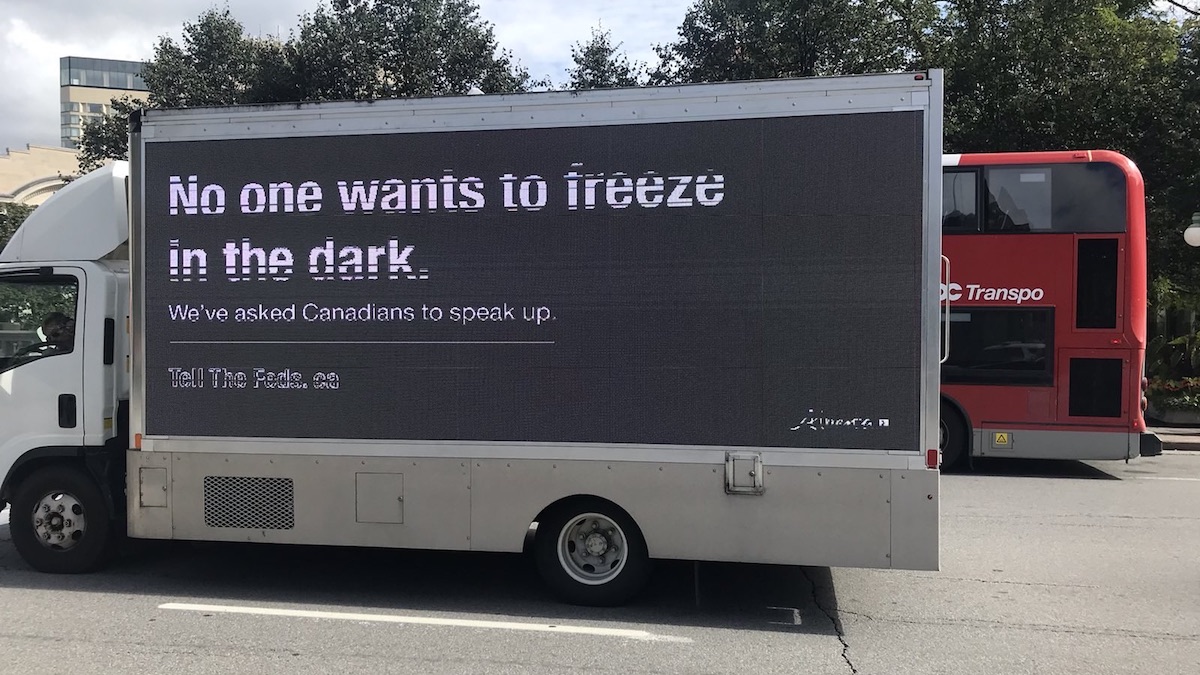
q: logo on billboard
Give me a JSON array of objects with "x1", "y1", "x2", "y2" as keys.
[{"x1": 940, "y1": 282, "x2": 1045, "y2": 305}]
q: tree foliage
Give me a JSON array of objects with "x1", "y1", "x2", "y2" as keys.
[
  {"x1": 651, "y1": 0, "x2": 939, "y2": 84},
  {"x1": 291, "y1": 0, "x2": 531, "y2": 99},
  {"x1": 567, "y1": 26, "x2": 647, "y2": 89},
  {"x1": 0, "y1": 202, "x2": 34, "y2": 251},
  {"x1": 76, "y1": 95, "x2": 149, "y2": 174}
]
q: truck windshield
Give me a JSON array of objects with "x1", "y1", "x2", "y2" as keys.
[{"x1": 0, "y1": 276, "x2": 78, "y2": 372}]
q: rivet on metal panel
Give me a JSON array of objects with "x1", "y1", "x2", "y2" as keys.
[
  {"x1": 901, "y1": 475, "x2": 906, "y2": 479},
  {"x1": 659, "y1": 467, "x2": 663, "y2": 471},
  {"x1": 927, "y1": 494, "x2": 933, "y2": 500}
]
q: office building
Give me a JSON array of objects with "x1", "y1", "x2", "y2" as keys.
[{"x1": 60, "y1": 56, "x2": 149, "y2": 149}]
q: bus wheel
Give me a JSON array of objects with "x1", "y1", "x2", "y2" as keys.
[
  {"x1": 534, "y1": 498, "x2": 651, "y2": 607},
  {"x1": 9, "y1": 465, "x2": 112, "y2": 574},
  {"x1": 940, "y1": 402, "x2": 968, "y2": 470}
]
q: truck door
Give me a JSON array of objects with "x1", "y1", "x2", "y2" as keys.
[{"x1": 0, "y1": 268, "x2": 87, "y2": 461}]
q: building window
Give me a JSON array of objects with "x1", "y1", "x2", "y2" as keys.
[{"x1": 941, "y1": 308, "x2": 1054, "y2": 385}]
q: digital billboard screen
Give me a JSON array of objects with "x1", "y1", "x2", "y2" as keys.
[{"x1": 141, "y1": 110, "x2": 926, "y2": 450}]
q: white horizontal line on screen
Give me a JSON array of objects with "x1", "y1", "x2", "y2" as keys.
[{"x1": 169, "y1": 340, "x2": 557, "y2": 345}]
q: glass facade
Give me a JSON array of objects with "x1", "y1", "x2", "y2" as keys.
[
  {"x1": 59, "y1": 56, "x2": 147, "y2": 91},
  {"x1": 59, "y1": 56, "x2": 148, "y2": 148}
]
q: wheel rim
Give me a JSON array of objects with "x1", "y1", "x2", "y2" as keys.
[
  {"x1": 31, "y1": 491, "x2": 88, "y2": 552},
  {"x1": 939, "y1": 418, "x2": 948, "y2": 451},
  {"x1": 556, "y1": 512, "x2": 628, "y2": 586}
]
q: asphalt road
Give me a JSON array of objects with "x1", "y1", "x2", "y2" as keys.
[{"x1": 1, "y1": 453, "x2": 1197, "y2": 675}]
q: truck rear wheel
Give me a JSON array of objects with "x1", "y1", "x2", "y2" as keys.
[
  {"x1": 940, "y1": 401, "x2": 968, "y2": 470},
  {"x1": 534, "y1": 498, "x2": 651, "y2": 606},
  {"x1": 9, "y1": 465, "x2": 112, "y2": 574}
]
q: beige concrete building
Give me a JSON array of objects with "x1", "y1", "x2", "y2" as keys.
[
  {"x1": 0, "y1": 145, "x2": 81, "y2": 206},
  {"x1": 60, "y1": 56, "x2": 149, "y2": 149}
]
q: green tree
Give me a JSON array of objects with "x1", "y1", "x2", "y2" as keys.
[
  {"x1": 651, "y1": 0, "x2": 938, "y2": 84},
  {"x1": 291, "y1": 0, "x2": 531, "y2": 98},
  {"x1": 566, "y1": 26, "x2": 647, "y2": 89},
  {"x1": 76, "y1": 95, "x2": 149, "y2": 174},
  {"x1": 0, "y1": 202, "x2": 34, "y2": 250},
  {"x1": 141, "y1": 8, "x2": 293, "y2": 108}
]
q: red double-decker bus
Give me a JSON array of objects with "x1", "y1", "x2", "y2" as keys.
[{"x1": 938, "y1": 150, "x2": 1162, "y2": 468}]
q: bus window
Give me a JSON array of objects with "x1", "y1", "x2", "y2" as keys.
[
  {"x1": 942, "y1": 170, "x2": 979, "y2": 231},
  {"x1": 1076, "y1": 238, "x2": 1119, "y2": 329},
  {"x1": 985, "y1": 168, "x2": 1051, "y2": 232},
  {"x1": 982, "y1": 162, "x2": 1126, "y2": 234},
  {"x1": 941, "y1": 308, "x2": 1054, "y2": 385}
]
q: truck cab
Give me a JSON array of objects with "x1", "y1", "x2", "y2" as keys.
[{"x1": 0, "y1": 161, "x2": 131, "y2": 571}]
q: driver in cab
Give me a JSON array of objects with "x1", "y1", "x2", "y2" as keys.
[{"x1": 37, "y1": 312, "x2": 75, "y2": 354}]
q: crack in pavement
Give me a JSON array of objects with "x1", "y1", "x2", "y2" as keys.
[
  {"x1": 802, "y1": 568, "x2": 857, "y2": 675},
  {"x1": 833, "y1": 609, "x2": 1200, "y2": 642}
]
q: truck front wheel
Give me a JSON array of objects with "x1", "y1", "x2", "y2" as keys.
[
  {"x1": 9, "y1": 465, "x2": 112, "y2": 574},
  {"x1": 534, "y1": 498, "x2": 651, "y2": 606}
]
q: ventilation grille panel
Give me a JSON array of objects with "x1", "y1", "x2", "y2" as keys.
[{"x1": 203, "y1": 476, "x2": 295, "y2": 530}]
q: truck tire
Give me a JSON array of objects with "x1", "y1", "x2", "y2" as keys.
[
  {"x1": 940, "y1": 401, "x2": 968, "y2": 470},
  {"x1": 9, "y1": 465, "x2": 112, "y2": 574},
  {"x1": 534, "y1": 498, "x2": 651, "y2": 606}
]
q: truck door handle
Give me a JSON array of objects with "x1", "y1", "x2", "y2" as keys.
[{"x1": 58, "y1": 394, "x2": 77, "y2": 429}]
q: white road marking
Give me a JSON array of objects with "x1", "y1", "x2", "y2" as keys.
[
  {"x1": 159, "y1": 603, "x2": 692, "y2": 642},
  {"x1": 1137, "y1": 476, "x2": 1200, "y2": 482}
]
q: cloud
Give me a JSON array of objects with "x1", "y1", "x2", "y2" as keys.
[{"x1": 0, "y1": 0, "x2": 692, "y2": 154}]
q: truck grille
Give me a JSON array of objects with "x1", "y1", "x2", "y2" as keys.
[{"x1": 203, "y1": 476, "x2": 295, "y2": 530}]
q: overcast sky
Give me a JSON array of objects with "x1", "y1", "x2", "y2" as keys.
[{"x1": 0, "y1": 0, "x2": 692, "y2": 153}]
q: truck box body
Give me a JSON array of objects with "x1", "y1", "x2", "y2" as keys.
[{"x1": 2, "y1": 72, "x2": 942, "y2": 603}]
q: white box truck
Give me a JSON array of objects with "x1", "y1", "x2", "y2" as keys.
[{"x1": 0, "y1": 71, "x2": 943, "y2": 606}]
